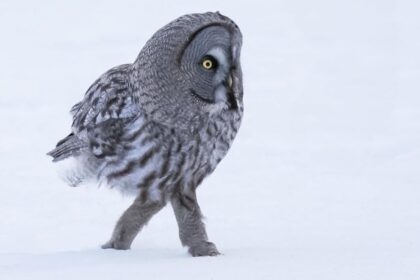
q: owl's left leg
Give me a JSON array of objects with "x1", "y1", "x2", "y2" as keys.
[
  {"x1": 171, "y1": 190, "x2": 220, "y2": 257},
  {"x1": 102, "y1": 195, "x2": 165, "y2": 250}
]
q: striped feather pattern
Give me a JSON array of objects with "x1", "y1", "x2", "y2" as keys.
[{"x1": 48, "y1": 12, "x2": 243, "y2": 204}]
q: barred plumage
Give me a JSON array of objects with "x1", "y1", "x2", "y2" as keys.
[{"x1": 48, "y1": 12, "x2": 243, "y2": 256}]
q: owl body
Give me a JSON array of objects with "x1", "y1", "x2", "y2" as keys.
[
  {"x1": 48, "y1": 12, "x2": 243, "y2": 256},
  {"x1": 62, "y1": 64, "x2": 242, "y2": 199}
]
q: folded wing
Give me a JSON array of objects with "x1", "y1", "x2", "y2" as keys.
[{"x1": 48, "y1": 64, "x2": 139, "y2": 162}]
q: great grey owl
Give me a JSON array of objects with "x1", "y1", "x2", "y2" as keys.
[{"x1": 48, "y1": 12, "x2": 243, "y2": 257}]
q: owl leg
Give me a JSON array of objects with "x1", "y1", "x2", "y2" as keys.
[
  {"x1": 102, "y1": 196, "x2": 165, "y2": 250},
  {"x1": 171, "y1": 191, "x2": 220, "y2": 257}
]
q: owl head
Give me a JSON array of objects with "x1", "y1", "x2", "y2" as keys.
[{"x1": 131, "y1": 12, "x2": 243, "y2": 129}]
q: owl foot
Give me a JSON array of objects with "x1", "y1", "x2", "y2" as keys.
[
  {"x1": 101, "y1": 239, "x2": 131, "y2": 250},
  {"x1": 188, "y1": 241, "x2": 220, "y2": 257}
]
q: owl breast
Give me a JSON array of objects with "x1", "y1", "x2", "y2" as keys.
[{"x1": 99, "y1": 109, "x2": 242, "y2": 201}]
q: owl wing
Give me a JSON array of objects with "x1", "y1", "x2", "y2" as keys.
[
  {"x1": 48, "y1": 64, "x2": 140, "y2": 161},
  {"x1": 71, "y1": 64, "x2": 138, "y2": 133}
]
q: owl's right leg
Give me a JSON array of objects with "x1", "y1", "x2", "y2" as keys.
[
  {"x1": 102, "y1": 195, "x2": 165, "y2": 250},
  {"x1": 171, "y1": 191, "x2": 220, "y2": 257}
]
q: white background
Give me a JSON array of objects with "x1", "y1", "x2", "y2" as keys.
[{"x1": 0, "y1": 0, "x2": 419, "y2": 279}]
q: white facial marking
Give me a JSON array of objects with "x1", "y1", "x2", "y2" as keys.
[
  {"x1": 208, "y1": 47, "x2": 228, "y2": 71},
  {"x1": 214, "y1": 85, "x2": 227, "y2": 103},
  {"x1": 232, "y1": 45, "x2": 238, "y2": 62},
  {"x1": 207, "y1": 47, "x2": 230, "y2": 90}
]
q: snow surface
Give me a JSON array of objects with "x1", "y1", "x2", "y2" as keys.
[{"x1": 1, "y1": 0, "x2": 419, "y2": 279}]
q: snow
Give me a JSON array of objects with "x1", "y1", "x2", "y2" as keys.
[{"x1": 1, "y1": 0, "x2": 419, "y2": 279}]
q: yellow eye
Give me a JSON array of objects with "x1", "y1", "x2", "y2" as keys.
[
  {"x1": 202, "y1": 59, "x2": 213, "y2": 69},
  {"x1": 201, "y1": 56, "x2": 217, "y2": 70}
]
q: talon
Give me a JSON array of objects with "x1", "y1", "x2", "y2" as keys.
[
  {"x1": 101, "y1": 240, "x2": 131, "y2": 250},
  {"x1": 188, "y1": 241, "x2": 220, "y2": 257}
]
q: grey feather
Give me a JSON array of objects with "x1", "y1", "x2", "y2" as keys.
[
  {"x1": 47, "y1": 133, "x2": 87, "y2": 162},
  {"x1": 48, "y1": 12, "x2": 243, "y2": 256}
]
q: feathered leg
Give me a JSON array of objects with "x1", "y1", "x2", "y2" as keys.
[
  {"x1": 102, "y1": 195, "x2": 165, "y2": 250},
  {"x1": 171, "y1": 191, "x2": 220, "y2": 256}
]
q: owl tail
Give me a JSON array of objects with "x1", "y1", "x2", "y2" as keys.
[{"x1": 47, "y1": 133, "x2": 88, "y2": 162}]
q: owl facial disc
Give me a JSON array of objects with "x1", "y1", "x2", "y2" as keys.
[{"x1": 180, "y1": 26, "x2": 241, "y2": 109}]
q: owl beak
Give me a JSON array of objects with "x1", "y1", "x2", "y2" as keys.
[
  {"x1": 225, "y1": 72, "x2": 238, "y2": 109},
  {"x1": 227, "y1": 74, "x2": 233, "y2": 89}
]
